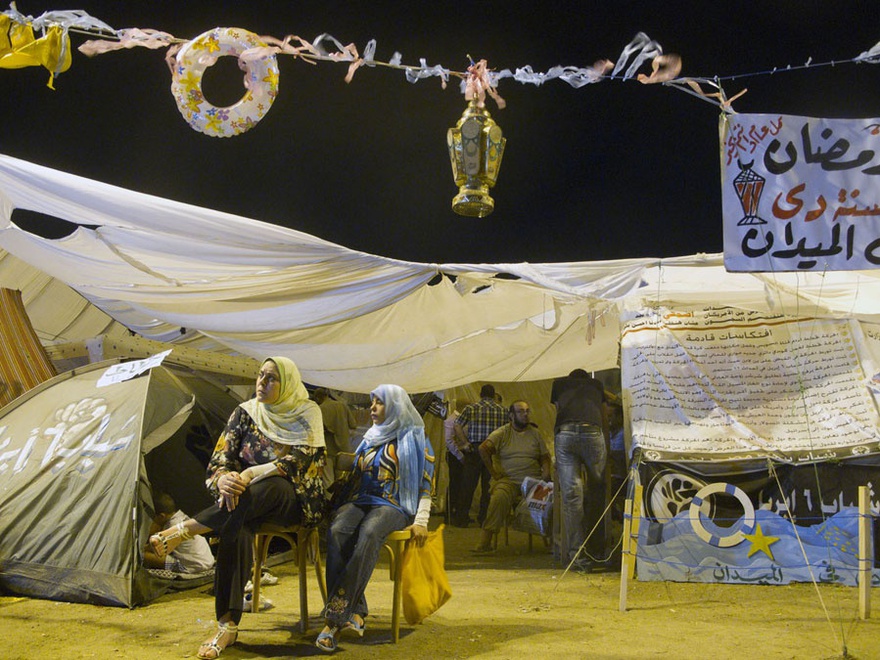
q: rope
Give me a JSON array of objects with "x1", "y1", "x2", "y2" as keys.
[
  {"x1": 766, "y1": 459, "x2": 845, "y2": 649},
  {"x1": 553, "y1": 474, "x2": 629, "y2": 589}
]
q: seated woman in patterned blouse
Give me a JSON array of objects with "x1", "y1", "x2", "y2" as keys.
[{"x1": 149, "y1": 356, "x2": 327, "y2": 660}]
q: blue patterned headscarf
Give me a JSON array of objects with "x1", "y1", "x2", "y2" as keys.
[{"x1": 360, "y1": 384, "x2": 427, "y2": 516}]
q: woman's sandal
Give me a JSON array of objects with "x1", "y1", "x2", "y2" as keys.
[
  {"x1": 315, "y1": 625, "x2": 340, "y2": 653},
  {"x1": 149, "y1": 521, "x2": 192, "y2": 559},
  {"x1": 197, "y1": 622, "x2": 238, "y2": 660},
  {"x1": 342, "y1": 615, "x2": 365, "y2": 637}
]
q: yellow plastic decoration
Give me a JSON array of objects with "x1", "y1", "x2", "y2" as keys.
[
  {"x1": 0, "y1": 15, "x2": 72, "y2": 88},
  {"x1": 447, "y1": 100, "x2": 506, "y2": 217}
]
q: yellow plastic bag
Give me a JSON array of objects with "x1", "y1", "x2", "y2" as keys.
[{"x1": 400, "y1": 524, "x2": 452, "y2": 624}]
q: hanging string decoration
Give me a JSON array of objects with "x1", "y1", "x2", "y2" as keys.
[
  {"x1": 7, "y1": 5, "x2": 880, "y2": 135},
  {"x1": 169, "y1": 27, "x2": 279, "y2": 137}
]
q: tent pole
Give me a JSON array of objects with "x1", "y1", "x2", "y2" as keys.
[
  {"x1": 859, "y1": 485, "x2": 872, "y2": 620},
  {"x1": 618, "y1": 479, "x2": 642, "y2": 612}
]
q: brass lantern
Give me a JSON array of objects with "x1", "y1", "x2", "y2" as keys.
[{"x1": 447, "y1": 100, "x2": 506, "y2": 217}]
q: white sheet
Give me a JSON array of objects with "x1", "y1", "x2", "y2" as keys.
[{"x1": 3, "y1": 153, "x2": 880, "y2": 392}]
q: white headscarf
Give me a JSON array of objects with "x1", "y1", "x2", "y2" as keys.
[
  {"x1": 359, "y1": 384, "x2": 428, "y2": 516},
  {"x1": 240, "y1": 357, "x2": 325, "y2": 447}
]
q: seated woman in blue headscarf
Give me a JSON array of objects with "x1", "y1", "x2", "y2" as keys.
[{"x1": 316, "y1": 383, "x2": 435, "y2": 653}]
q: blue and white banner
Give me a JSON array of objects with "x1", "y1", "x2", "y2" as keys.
[
  {"x1": 722, "y1": 113, "x2": 880, "y2": 272},
  {"x1": 636, "y1": 460, "x2": 880, "y2": 586}
]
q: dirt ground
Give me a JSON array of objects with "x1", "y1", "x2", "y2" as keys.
[{"x1": 2, "y1": 518, "x2": 879, "y2": 660}]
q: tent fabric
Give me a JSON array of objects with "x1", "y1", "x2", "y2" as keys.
[
  {"x1": 0, "y1": 361, "x2": 238, "y2": 607},
  {"x1": 3, "y1": 153, "x2": 880, "y2": 393},
  {"x1": 0, "y1": 250, "x2": 120, "y2": 343},
  {"x1": 0, "y1": 287, "x2": 56, "y2": 407}
]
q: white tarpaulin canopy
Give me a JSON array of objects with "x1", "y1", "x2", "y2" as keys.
[{"x1": 3, "y1": 153, "x2": 880, "y2": 393}]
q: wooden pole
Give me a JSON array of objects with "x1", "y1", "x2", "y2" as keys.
[
  {"x1": 619, "y1": 481, "x2": 642, "y2": 612},
  {"x1": 858, "y1": 485, "x2": 872, "y2": 620},
  {"x1": 618, "y1": 491, "x2": 632, "y2": 612}
]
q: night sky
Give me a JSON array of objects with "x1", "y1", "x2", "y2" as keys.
[{"x1": 4, "y1": 1, "x2": 880, "y2": 265}]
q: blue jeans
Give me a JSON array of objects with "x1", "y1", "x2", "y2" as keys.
[
  {"x1": 324, "y1": 502, "x2": 408, "y2": 626},
  {"x1": 555, "y1": 425, "x2": 607, "y2": 561}
]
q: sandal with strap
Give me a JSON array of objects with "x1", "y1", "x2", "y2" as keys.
[
  {"x1": 149, "y1": 521, "x2": 193, "y2": 559},
  {"x1": 315, "y1": 625, "x2": 339, "y2": 653},
  {"x1": 342, "y1": 614, "x2": 365, "y2": 637},
  {"x1": 197, "y1": 622, "x2": 238, "y2": 660}
]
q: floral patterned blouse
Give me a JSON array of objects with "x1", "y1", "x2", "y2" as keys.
[{"x1": 206, "y1": 405, "x2": 327, "y2": 526}]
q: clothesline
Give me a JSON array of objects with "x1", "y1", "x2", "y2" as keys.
[{"x1": 6, "y1": 6, "x2": 880, "y2": 115}]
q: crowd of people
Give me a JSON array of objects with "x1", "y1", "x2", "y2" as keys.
[{"x1": 146, "y1": 355, "x2": 623, "y2": 658}]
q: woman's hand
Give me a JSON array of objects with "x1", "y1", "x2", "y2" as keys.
[
  {"x1": 218, "y1": 471, "x2": 248, "y2": 511},
  {"x1": 407, "y1": 523, "x2": 429, "y2": 547}
]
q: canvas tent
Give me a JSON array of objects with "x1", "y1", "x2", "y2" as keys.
[
  {"x1": 0, "y1": 287, "x2": 56, "y2": 407},
  {"x1": 0, "y1": 359, "x2": 243, "y2": 607}
]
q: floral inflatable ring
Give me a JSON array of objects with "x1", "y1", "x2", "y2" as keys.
[{"x1": 171, "y1": 27, "x2": 278, "y2": 137}]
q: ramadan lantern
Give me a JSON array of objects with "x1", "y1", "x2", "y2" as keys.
[{"x1": 447, "y1": 100, "x2": 506, "y2": 217}]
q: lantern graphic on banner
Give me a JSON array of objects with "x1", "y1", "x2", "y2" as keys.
[{"x1": 734, "y1": 160, "x2": 767, "y2": 225}]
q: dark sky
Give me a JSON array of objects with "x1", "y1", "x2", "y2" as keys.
[{"x1": 4, "y1": 2, "x2": 880, "y2": 264}]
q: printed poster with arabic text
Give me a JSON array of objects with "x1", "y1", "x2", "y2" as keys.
[{"x1": 722, "y1": 113, "x2": 880, "y2": 272}]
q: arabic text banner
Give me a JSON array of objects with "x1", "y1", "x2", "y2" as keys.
[
  {"x1": 722, "y1": 113, "x2": 880, "y2": 272},
  {"x1": 621, "y1": 307, "x2": 880, "y2": 461}
]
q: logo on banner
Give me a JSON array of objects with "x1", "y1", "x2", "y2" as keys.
[
  {"x1": 644, "y1": 469, "x2": 711, "y2": 522},
  {"x1": 733, "y1": 160, "x2": 767, "y2": 226}
]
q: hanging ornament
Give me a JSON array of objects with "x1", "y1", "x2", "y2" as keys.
[
  {"x1": 447, "y1": 59, "x2": 506, "y2": 217},
  {"x1": 170, "y1": 27, "x2": 278, "y2": 137}
]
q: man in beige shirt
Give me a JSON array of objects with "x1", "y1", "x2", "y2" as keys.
[{"x1": 472, "y1": 400, "x2": 551, "y2": 554}]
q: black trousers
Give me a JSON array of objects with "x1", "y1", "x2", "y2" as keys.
[
  {"x1": 456, "y1": 448, "x2": 490, "y2": 525},
  {"x1": 194, "y1": 476, "x2": 303, "y2": 623},
  {"x1": 446, "y1": 451, "x2": 465, "y2": 522}
]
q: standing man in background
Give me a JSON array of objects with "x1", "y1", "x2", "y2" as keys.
[
  {"x1": 443, "y1": 403, "x2": 465, "y2": 524},
  {"x1": 452, "y1": 384, "x2": 507, "y2": 528},
  {"x1": 551, "y1": 369, "x2": 608, "y2": 571},
  {"x1": 313, "y1": 387, "x2": 357, "y2": 483}
]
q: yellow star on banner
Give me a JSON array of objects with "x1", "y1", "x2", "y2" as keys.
[
  {"x1": 202, "y1": 34, "x2": 221, "y2": 54},
  {"x1": 742, "y1": 523, "x2": 780, "y2": 560},
  {"x1": 192, "y1": 34, "x2": 219, "y2": 54}
]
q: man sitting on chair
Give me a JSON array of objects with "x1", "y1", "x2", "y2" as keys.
[{"x1": 471, "y1": 400, "x2": 551, "y2": 555}]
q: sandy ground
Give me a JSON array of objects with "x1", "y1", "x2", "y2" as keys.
[{"x1": 2, "y1": 518, "x2": 879, "y2": 660}]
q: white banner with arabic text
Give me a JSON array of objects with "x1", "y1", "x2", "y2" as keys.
[
  {"x1": 621, "y1": 307, "x2": 880, "y2": 461},
  {"x1": 722, "y1": 113, "x2": 880, "y2": 272}
]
